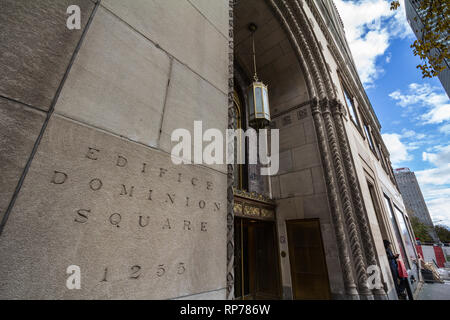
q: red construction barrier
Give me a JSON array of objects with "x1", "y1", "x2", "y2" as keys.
[
  {"x1": 433, "y1": 246, "x2": 446, "y2": 268},
  {"x1": 416, "y1": 245, "x2": 424, "y2": 260}
]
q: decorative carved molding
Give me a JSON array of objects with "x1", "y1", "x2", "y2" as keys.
[
  {"x1": 265, "y1": 0, "x2": 317, "y2": 98},
  {"x1": 261, "y1": 208, "x2": 275, "y2": 219},
  {"x1": 304, "y1": 0, "x2": 381, "y2": 131},
  {"x1": 226, "y1": 0, "x2": 235, "y2": 300},
  {"x1": 233, "y1": 187, "x2": 275, "y2": 205},
  {"x1": 233, "y1": 189, "x2": 276, "y2": 220},
  {"x1": 291, "y1": 0, "x2": 336, "y2": 99},
  {"x1": 278, "y1": 0, "x2": 326, "y2": 99},
  {"x1": 233, "y1": 202, "x2": 242, "y2": 215},
  {"x1": 244, "y1": 205, "x2": 260, "y2": 217},
  {"x1": 321, "y1": 99, "x2": 372, "y2": 298},
  {"x1": 310, "y1": 99, "x2": 359, "y2": 297},
  {"x1": 331, "y1": 100, "x2": 387, "y2": 298}
]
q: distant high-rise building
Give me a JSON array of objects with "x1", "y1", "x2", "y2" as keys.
[
  {"x1": 405, "y1": 0, "x2": 450, "y2": 97},
  {"x1": 394, "y1": 168, "x2": 439, "y2": 242}
]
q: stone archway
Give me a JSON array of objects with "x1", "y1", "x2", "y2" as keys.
[{"x1": 228, "y1": 0, "x2": 387, "y2": 300}]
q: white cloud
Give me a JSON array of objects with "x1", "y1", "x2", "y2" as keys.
[
  {"x1": 385, "y1": 52, "x2": 392, "y2": 63},
  {"x1": 439, "y1": 123, "x2": 450, "y2": 135},
  {"x1": 422, "y1": 145, "x2": 450, "y2": 168},
  {"x1": 416, "y1": 165, "x2": 450, "y2": 185},
  {"x1": 396, "y1": 129, "x2": 428, "y2": 151},
  {"x1": 416, "y1": 145, "x2": 450, "y2": 228},
  {"x1": 381, "y1": 133, "x2": 412, "y2": 166},
  {"x1": 389, "y1": 83, "x2": 448, "y2": 107},
  {"x1": 422, "y1": 104, "x2": 450, "y2": 124},
  {"x1": 334, "y1": 0, "x2": 413, "y2": 85},
  {"x1": 401, "y1": 129, "x2": 426, "y2": 140},
  {"x1": 389, "y1": 83, "x2": 450, "y2": 124},
  {"x1": 419, "y1": 186, "x2": 450, "y2": 227}
]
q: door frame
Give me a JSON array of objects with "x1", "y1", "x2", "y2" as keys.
[{"x1": 234, "y1": 216, "x2": 282, "y2": 300}]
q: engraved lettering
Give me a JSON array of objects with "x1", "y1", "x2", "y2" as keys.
[
  {"x1": 101, "y1": 267, "x2": 108, "y2": 282},
  {"x1": 75, "y1": 209, "x2": 90, "y2": 223},
  {"x1": 185, "y1": 197, "x2": 189, "y2": 207},
  {"x1": 159, "y1": 168, "x2": 167, "y2": 177},
  {"x1": 141, "y1": 162, "x2": 147, "y2": 173},
  {"x1": 184, "y1": 220, "x2": 191, "y2": 231},
  {"x1": 116, "y1": 155, "x2": 127, "y2": 167},
  {"x1": 148, "y1": 189, "x2": 153, "y2": 201},
  {"x1": 177, "y1": 173, "x2": 182, "y2": 183},
  {"x1": 130, "y1": 265, "x2": 141, "y2": 279},
  {"x1": 166, "y1": 193, "x2": 175, "y2": 204},
  {"x1": 89, "y1": 178, "x2": 103, "y2": 191},
  {"x1": 201, "y1": 222, "x2": 207, "y2": 232},
  {"x1": 191, "y1": 178, "x2": 198, "y2": 186},
  {"x1": 157, "y1": 264, "x2": 165, "y2": 277},
  {"x1": 162, "y1": 218, "x2": 171, "y2": 229},
  {"x1": 86, "y1": 147, "x2": 100, "y2": 160},
  {"x1": 199, "y1": 200, "x2": 206, "y2": 209},
  {"x1": 206, "y1": 181, "x2": 213, "y2": 190},
  {"x1": 51, "y1": 170, "x2": 68, "y2": 184},
  {"x1": 214, "y1": 202, "x2": 221, "y2": 212},
  {"x1": 109, "y1": 213, "x2": 121, "y2": 227},
  {"x1": 120, "y1": 184, "x2": 134, "y2": 197},
  {"x1": 139, "y1": 216, "x2": 150, "y2": 227},
  {"x1": 177, "y1": 262, "x2": 186, "y2": 275}
]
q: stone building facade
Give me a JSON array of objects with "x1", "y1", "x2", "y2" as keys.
[{"x1": 0, "y1": 0, "x2": 420, "y2": 299}]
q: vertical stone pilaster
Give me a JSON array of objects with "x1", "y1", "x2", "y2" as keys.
[
  {"x1": 331, "y1": 100, "x2": 387, "y2": 298},
  {"x1": 311, "y1": 99, "x2": 359, "y2": 298},
  {"x1": 320, "y1": 98, "x2": 373, "y2": 299},
  {"x1": 226, "y1": 0, "x2": 235, "y2": 300}
]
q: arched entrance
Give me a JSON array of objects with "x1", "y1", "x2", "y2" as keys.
[{"x1": 229, "y1": 0, "x2": 388, "y2": 300}]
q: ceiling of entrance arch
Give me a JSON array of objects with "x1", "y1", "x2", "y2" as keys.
[{"x1": 234, "y1": 0, "x2": 309, "y2": 117}]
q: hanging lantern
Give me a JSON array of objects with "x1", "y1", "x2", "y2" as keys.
[
  {"x1": 247, "y1": 23, "x2": 271, "y2": 129},
  {"x1": 247, "y1": 81, "x2": 270, "y2": 128}
]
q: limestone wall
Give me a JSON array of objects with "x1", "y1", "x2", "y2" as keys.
[{"x1": 0, "y1": 0, "x2": 229, "y2": 299}]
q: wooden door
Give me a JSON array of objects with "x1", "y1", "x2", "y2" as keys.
[
  {"x1": 253, "y1": 221, "x2": 281, "y2": 299},
  {"x1": 286, "y1": 219, "x2": 331, "y2": 300}
]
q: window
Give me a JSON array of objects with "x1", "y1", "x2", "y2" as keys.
[
  {"x1": 343, "y1": 88, "x2": 359, "y2": 125},
  {"x1": 383, "y1": 195, "x2": 410, "y2": 269},
  {"x1": 367, "y1": 181, "x2": 389, "y2": 241},
  {"x1": 377, "y1": 143, "x2": 387, "y2": 171},
  {"x1": 394, "y1": 206, "x2": 418, "y2": 264},
  {"x1": 363, "y1": 122, "x2": 375, "y2": 151},
  {"x1": 233, "y1": 90, "x2": 247, "y2": 190}
]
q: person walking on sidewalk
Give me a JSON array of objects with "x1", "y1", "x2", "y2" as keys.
[{"x1": 397, "y1": 258, "x2": 414, "y2": 300}]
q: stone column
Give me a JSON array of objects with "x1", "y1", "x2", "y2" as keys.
[
  {"x1": 226, "y1": 0, "x2": 235, "y2": 300},
  {"x1": 331, "y1": 100, "x2": 387, "y2": 298},
  {"x1": 320, "y1": 98, "x2": 373, "y2": 299},
  {"x1": 311, "y1": 99, "x2": 359, "y2": 298}
]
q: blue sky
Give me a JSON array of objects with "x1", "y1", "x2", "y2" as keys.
[{"x1": 335, "y1": 0, "x2": 450, "y2": 228}]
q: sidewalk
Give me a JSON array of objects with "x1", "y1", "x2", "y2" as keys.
[{"x1": 417, "y1": 281, "x2": 450, "y2": 300}]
